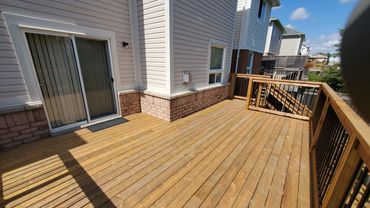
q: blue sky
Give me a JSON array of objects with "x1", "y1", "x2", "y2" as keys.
[{"x1": 271, "y1": 0, "x2": 359, "y2": 54}]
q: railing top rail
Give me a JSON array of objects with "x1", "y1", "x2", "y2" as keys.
[
  {"x1": 246, "y1": 76, "x2": 322, "y2": 88},
  {"x1": 275, "y1": 68, "x2": 304, "y2": 72},
  {"x1": 235, "y1": 74, "x2": 270, "y2": 79},
  {"x1": 321, "y1": 83, "x2": 370, "y2": 151},
  {"x1": 252, "y1": 79, "x2": 321, "y2": 88}
]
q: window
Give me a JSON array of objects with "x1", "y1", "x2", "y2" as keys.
[
  {"x1": 247, "y1": 52, "x2": 254, "y2": 74},
  {"x1": 258, "y1": 0, "x2": 267, "y2": 19},
  {"x1": 210, "y1": 47, "x2": 224, "y2": 70},
  {"x1": 209, "y1": 45, "x2": 224, "y2": 84}
]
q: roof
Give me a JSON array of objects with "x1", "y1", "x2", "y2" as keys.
[
  {"x1": 284, "y1": 27, "x2": 305, "y2": 36},
  {"x1": 283, "y1": 27, "x2": 306, "y2": 42},
  {"x1": 310, "y1": 53, "x2": 329, "y2": 59},
  {"x1": 301, "y1": 43, "x2": 310, "y2": 48},
  {"x1": 270, "y1": 18, "x2": 286, "y2": 33}
]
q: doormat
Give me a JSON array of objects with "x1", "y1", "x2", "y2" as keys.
[{"x1": 87, "y1": 117, "x2": 128, "y2": 132}]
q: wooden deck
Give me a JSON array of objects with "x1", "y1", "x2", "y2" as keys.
[{"x1": 0, "y1": 99, "x2": 310, "y2": 208}]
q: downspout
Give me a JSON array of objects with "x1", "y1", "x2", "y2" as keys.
[{"x1": 234, "y1": 0, "x2": 247, "y2": 74}]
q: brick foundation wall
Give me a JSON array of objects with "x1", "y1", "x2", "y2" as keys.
[
  {"x1": 140, "y1": 85, "x2": 230, "y2": 121},
  {"x1": 0, "y1": 107, "x2": 50, "y2": 149},
  {"x1": 252, "y1": 52, "x2": 263, "y2": 74},
  {"x1": 170, "y1": 85, "x2": 230, "y2": 121},
  {"x1": 119, "y1": 91, "x2": 141, "y2": 116},
  {"x1": 140, "y1": 94, "x2": 171, "y2": 121}
]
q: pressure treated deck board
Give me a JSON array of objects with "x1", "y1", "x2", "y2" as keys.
[{"x1": 0, "y1": 99, "x2": 310, "y2": 208}]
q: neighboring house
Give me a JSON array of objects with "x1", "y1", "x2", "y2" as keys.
[
  {"x1": 310, "y1": 53, "x2": 329, "y2": 63},
  {"x1": 264, "y1": 18, "x2": 286, "y2": 56},
  {"x1": 300, "y1": 43, "x2": 310, "y2": 56},
  {"x1": 232, "y1": 0, "x2": 281, "y2": 74},
  {"x1": 279, "y1": 27, "x2": 306, "y2": 56},
  {"x1": 0, "y1": 0, "x2": 237, "y2": 148}
]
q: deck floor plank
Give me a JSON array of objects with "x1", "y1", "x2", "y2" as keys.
[{"x1": 0, "y1": 99, "x2": 310, "y2": 208}]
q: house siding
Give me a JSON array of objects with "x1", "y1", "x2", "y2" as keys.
[
  {"x1": 234, "y1": 0, "x2": 271, "y2": 54},
  {"x1": 137, "y1": 0, "x2": 167, "y2": 94},
  {"x1": 0, "y1": 13, "x2": 29, "y2": 108},
  {"x1": 172, "y1": 0, "x2": 237, "y2": 93},
  {"x1": 0, "y1": 0, "x2": 135, "y2": 107},
  {"x1": 267, "y1": 24, "x2": 283, "y2": 55},
  {"x1": 233, "y1": 0, "x2": 249, "y2": 49},
  {"x1": 279, "y1": 37, "x2": 302, "y2": 56}
]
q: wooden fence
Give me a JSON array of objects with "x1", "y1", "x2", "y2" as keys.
[{"x1": 230, "y1": 74, "x2": 370, "y2": 207}]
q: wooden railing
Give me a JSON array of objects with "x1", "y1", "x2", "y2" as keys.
[
  {"x1": 310, "y1": 83, "x2": 370, "y2": 208},
  {"x1": 231, "y1": 74, "x2": 321, "y2": 120},
  {"x1": 230, "y1": 74, "x2": 270, "y2": 99},
  {"x1": 272, "y1": 68, "x2": 304, "y2": 80},
  {"x1": 230, "y1": 74, "x2": 370, "y2": 207}
]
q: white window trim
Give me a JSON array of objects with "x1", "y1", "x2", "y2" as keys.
[
  {"x1": 208, "y1": 40, "x2": 227, "y2": 84},
  {"x1": 3, "y1": 13, "x2": 122, "y2": 133}
]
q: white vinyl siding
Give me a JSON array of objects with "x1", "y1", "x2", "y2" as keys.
[
  {"x1": 279, "y1": 37, "x2": 303, "y2": 56},
  {"x1": 172, "y1": 0, "x2": 237, "y2": 92},
  {"x1": 0, "y1": 0, "x2": 135, "y2": 107},
  {"x1": 234, "y1": 0, "x2": 271, "y2": 54},
  {"x1": 137, "y1": 0, "x2": 167, "y2": 93},
  {"x1": 0, "y1": 13, "x2": 28, "y2": 108}
]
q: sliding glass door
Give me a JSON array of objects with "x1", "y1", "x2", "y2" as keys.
[
  {"x1": 26, "y1": 33, "x2": 87, "y2": 129},
  {"x1": 75, "y1": 38, "x2": 116, "y2": 120},
  {"x1": 26, "y1": 33, "x2": 117, "y2": 131}
]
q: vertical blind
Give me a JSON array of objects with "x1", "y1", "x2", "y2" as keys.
[
  {"x1": 75, "y1": 38, "x2": 116, "y2": 119},
  {"x1": 26, "y1": 33, "x2": 87, "y2": 128}
]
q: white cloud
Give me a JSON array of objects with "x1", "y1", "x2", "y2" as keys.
[
  {"x1": 339, "y1": 0, "x2": 355, "y2": 4},
  {"x1": 290, "y1": 7, "x2": 310, "y2": 20},
  {"x1": 285, "y1": 24, "x2": 296, "y2": 29},
  {"x1": 306, "y1": 33, "x2": 341, "y2": 54}
]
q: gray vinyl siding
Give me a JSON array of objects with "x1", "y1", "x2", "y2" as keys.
[
  {"x1": 234, "y1": 0, "x2": 271, "y2": 54},
  {"x1": 137, "y1": 0, "x2": 167, "y2": 92},
  {"x1": 233, "y1": 0, "x2": 248, "y2": 49},
  {"x1": 279, "y1": 37, "x2": 302, "y2": 56},
  {"x1": 0, "y1": 0, "x2": 135, "y2": 107},
  {"x1": 0, "y1": 12, "x2": 28, "y2": 107},
  {"x1": 268, "y1": 25, "x2": 283, "y2": 55},
  {"x1": 172, "y1": 0, "x2": 237, "y2": 92}
]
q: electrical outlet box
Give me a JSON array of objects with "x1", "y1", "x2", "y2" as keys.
[{"x1": 182, "y1": 72, "x2": 191, "y2": 84}]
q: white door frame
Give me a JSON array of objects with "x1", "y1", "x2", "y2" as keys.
[{"x1": 4, "y1": 13, "x2": 122, "y2": 133}]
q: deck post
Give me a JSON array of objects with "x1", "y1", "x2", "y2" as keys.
[
  {"x1": 245, "y1": 77, "x2": 253, "y2": 109},
  {"x1": 229, "y1": 73, "x2": 236, "y2": 99}
]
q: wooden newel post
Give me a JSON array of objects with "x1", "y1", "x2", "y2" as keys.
[
  {"x1": 229, "y1": 73, "x2": 236, "y2": 99},
  {"x1": 245, "y1": 77, "x2": 253, "y2": 109}
]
